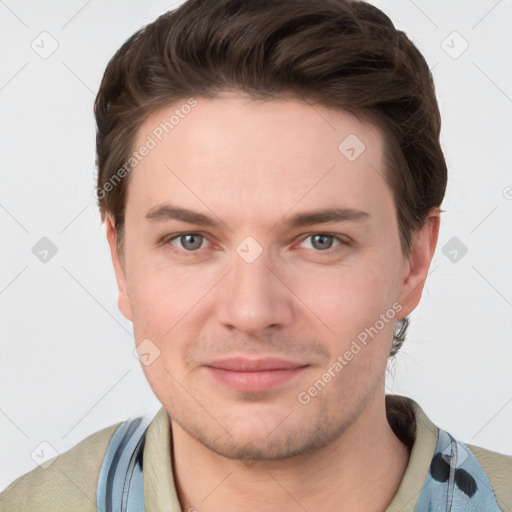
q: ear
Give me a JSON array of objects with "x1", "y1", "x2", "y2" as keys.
[
  {"x1": 397, "y1": 207, "x2": 441, "y2": 319},
  {"x1": 105, "y1": 214, "x2": 133, "y2": 322}
]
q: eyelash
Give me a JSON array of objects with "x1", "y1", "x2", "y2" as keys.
[{"x1": 162, "y1": 232, "x2": 351, "y2": 256}]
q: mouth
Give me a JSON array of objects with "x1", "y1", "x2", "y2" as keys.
[{"x1": 204, "y1": 357, "x2": 309, "y2": 392}]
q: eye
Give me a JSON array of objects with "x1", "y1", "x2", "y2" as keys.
[
  {"x1": 298, "y1": 233, "x2": 349, "y2": 252},
  {"x1": 167, "y1": 233, "x2": 208, "y2": 252},
  {"x1": 163, "y1": 232, "x2": 350, "y2": 256}
]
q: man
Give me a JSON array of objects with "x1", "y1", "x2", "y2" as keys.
[{"x1": 1, "y1": 0, "x2": 510, "y2": 510}]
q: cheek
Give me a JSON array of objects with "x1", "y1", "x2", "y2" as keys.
[
  {"x1": 127, "y1": 258, "x2": 205, "y2": 334},
  {"x1": 127, "y1": 268, "x2": 195, "y2": 403},
  {"x1": 126, "y1": 262, "x2": 218, "y2": 381},
  {"x1": 293, "y1": 259, "x2": 399, "y2": 339}
]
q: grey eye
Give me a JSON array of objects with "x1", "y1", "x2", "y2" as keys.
[
  {"x1": 310, "y1": 234, "x2": 335, "y2": 250},
  {"x1": 174, "y1": 234, "x2": 204, "y2": 251}
]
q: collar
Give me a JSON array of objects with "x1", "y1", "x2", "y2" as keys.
[
  {"x1": 384, "y1": 395, "x2": 439, "y2": 511},
  {"x1": 142, "y1": 394, "x2": 440, "y2": 512}
]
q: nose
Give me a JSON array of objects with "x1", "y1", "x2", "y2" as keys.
[{"x1": 215, "y1": 246, "x2": 295, "y2": 336}]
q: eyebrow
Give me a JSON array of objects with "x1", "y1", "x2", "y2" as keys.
[{"x1": 145, "y1": 203, "x2": 370, "y2": 229}]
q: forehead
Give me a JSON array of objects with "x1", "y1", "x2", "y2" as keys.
[{"x1": 126, "y1": 94, "x2": 391, "y2": 229}]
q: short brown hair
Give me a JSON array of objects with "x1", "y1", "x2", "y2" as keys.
[{"x1": 94, "y1": 0, "x2": 447, "y2": 357}]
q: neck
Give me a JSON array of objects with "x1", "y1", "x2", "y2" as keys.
[{"x1": 171, "y1": 393, "x2": 410, "y2": 512}]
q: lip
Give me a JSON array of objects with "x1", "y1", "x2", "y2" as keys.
[
  {"x1": 204, "y1": 357, "x2": 309, "y2": 392},
  {"x1": 207, "y1": 357, "x2": 305, "y2": 372}
]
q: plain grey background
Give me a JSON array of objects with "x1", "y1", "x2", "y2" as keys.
[{"x1": 1, "y1": 0, "x2": 511, "y2": 491}]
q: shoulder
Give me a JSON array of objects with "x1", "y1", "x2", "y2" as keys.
[
  {"x1": 466, "y1": 442, "x2": 512, "y2": 511},
  {"x1": 0, "y1": 420, "x2": 122, "y2": 512}
]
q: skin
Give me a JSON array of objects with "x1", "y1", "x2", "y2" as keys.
[{"x1": 106, "y1": 93, "x2": 440, "y2": 512}]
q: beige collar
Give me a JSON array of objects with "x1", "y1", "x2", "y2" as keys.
[
  {"x1": 142, "y1": 394, "x2": 439, "y2": 512},
  {"x1": 385, "y1": 395, "x2": 439, "y2": 511}
]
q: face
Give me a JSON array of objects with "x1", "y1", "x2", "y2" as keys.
[{"x1": 107, "y1": 94, "x2": 438, "y2": 460}]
